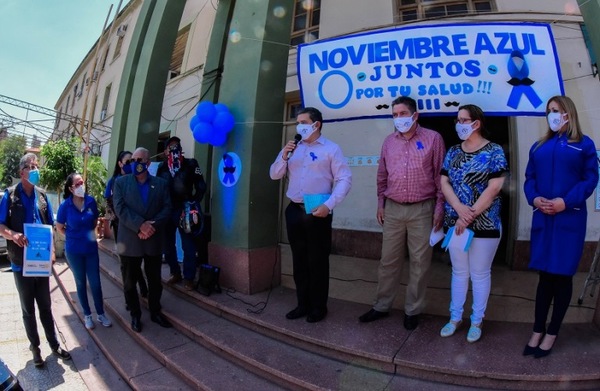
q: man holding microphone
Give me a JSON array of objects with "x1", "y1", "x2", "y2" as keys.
[{"x1": 270, "y1": 107, "x2": 352, "y2": 323}]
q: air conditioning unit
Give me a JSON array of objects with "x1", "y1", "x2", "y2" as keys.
[
  {"x1": 100, "y1": 110, "x2": 107, "y2": 121},
  {"x1": 117, "y1": 24, "x2": 128, "y2": 37}
]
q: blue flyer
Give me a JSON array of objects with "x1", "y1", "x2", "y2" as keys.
[
  {"x1": 303, "y1": 194, "x2": 330, "y2": 214},
  {"x1": 23, "y1": 223, "x2": 53, "y2": 277}
]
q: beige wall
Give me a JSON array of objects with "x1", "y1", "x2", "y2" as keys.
[
  {"x1": 284, "y1": 2, "x2": 600, "y2": 242},
  {"x1": 159, "y1": 0, "x2": 217, "y2": 158}
]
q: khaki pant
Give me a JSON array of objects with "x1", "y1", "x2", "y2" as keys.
[{"x1": 373, "y1": 199, "x2": 434, "y2": 315}]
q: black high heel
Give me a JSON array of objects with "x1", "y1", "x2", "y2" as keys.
[
  {"x1": 534, "y1": 334, "x2": 557, "y2": 359},
  {"x1": 522, "y1": 344, "x2": 537, "y2": 356},
  {"x1": 523, "y1": 331, "x2": 544, "y2": 356},
  {"x1": 534, "y1": 346, "x2": 553, "y2": 358}
]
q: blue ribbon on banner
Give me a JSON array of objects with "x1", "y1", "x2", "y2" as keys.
[
  {"x1": 506, "y1": 50, "x2": 542, "y2": 110},
  {"x1": 222, "y1": 154, "x2": 236, "y2": 184}
]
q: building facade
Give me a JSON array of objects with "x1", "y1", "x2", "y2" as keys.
[{"x1": 54, "y1": 0, "x2": 599, "y2": 274}]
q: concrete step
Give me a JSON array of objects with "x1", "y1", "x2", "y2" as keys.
[
  {"x1": 96, "y1": 250, "x2": 416, "y2": 390},
  {"x1": 96, "y1": 242, "x2": 600, "y2": 390},
  {"x1": 54, "y1": 259, "x2": 279, "y2": 391}
]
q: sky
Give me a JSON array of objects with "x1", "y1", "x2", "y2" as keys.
[{"x1": 0, "y1": 1, "x2": 125, "y2": 141}]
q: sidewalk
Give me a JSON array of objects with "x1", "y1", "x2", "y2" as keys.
[{"x1": 0, "y1": 258, "x2": 128, "y2": 391}]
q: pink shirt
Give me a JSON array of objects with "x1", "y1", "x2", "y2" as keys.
[
  {"x1": 270, "y1": 135, "x2": 352, "y2": 211},
  {"x1": 377, "y1": 125, "x2": 445, "y2": 217}
]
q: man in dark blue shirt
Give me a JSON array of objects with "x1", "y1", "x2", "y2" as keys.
[{"x1": 0, "y1": 153, "x2": 71, "y2": 367}]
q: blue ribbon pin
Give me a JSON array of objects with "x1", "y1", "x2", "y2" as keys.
[
  {"x1": 416, "y1": 141, "x2": 424, "y2": 150},
  {"x1": 310, "y1": 152, "x2": 317, "y2": 161},
  {"x1": 506, "y1": 50, "x2": 542, "y2": 110},
  {"x1": 222, "y1": 153, "x2": 236, "y2": 184}
]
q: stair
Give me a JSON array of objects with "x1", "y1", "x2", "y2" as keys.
[{"x1": 52, "y1": 242, "x2": 600, "y2": 391}]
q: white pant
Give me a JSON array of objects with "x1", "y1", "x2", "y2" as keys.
[{"x1": 448, "y1": 236, "x2": 501, "y2": 325}]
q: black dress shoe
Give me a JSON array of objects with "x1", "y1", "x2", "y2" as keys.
[
  {"x1": 285, "y1": 307, "x2": 307, "y2": 320},
  {"x1": 151, "y1": 313, "x2": 173, "y2": 328},
  {"x1": 534, "y1": 346, "x2": 553, "y2": 358},
  {"x1": 306, "y1": 309, "x2": 327, "y2": 323},
  {"x1": 30, "y1": 346, "x2": 44, "y2": 367},
  {"x1": 359, "y1": 308, "x2": 389, "y2": 323},
  {"x1": 52, "y1": 346, "x2": 72, "y2": 360},
  {"x1": 404, "y1": 314, "x2": 419, "y2": 330},
  {"x1": 523, "y1": 344, "x2": 537, "y2": 356},
  {"x1": 131, "y1": 317, "x2": 143, "y2": 332}
]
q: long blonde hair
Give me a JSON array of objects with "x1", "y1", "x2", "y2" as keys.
[{"x1": 535, "y1": 95, "x2": 583, "y2": 150}]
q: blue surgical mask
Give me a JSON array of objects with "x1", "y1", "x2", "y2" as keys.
[
  {"x1": 132, "y1": 161, "x2": 147, "y2": 176},
  {"x1": 123, "y1": 163, "x2": 133, "y2": 175},
  {"x1": 27, "y1": 169, "x2": 40, "y2": 186}
]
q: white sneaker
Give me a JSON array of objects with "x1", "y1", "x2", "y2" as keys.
[
  {"x1": 97, "y1": 313, "x2": 112, "y2": 327},
  {"x1": 84, "y1": 315, "x2": 95, "y2": 330}
]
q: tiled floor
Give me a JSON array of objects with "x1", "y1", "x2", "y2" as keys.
[{"x1": 280, "y1": 245, "x2": 598, "y2": 324}]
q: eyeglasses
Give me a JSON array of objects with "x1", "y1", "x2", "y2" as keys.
[
  {"x1": 125, "y1": 158, "x2": 144, "y2": 165},
  {"x1": 22, "y1": 164, "x2": 39, "y2": 171},
  {"x1": 455, "y1": 118, "x2": 473, "y2": 124}
]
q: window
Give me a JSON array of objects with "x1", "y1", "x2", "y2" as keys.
[
  {"x1": 101, "y1": 46, "x2": 110, "y2": 71},
  {"x1": 286, "y1": 101, "x2": 303, "y2": 121},
  {"x1": 113, "y1": 35, "x2": 124, "y2": 60},
  {"x1": 100, "y1": 84, "x2": 111, "y2": 121},
  {"x1": 290, "y1": 0, "x2": 320, "y2": 46},
  {"x1": 169, "y1": 25, "x2": 190, "y2": 80},
  {"x1": 396, "y1": 0, "x2": 494, "y2": 23}
]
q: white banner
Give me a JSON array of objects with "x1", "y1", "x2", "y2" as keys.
[{"x1": 298, "y1": 23, "x2": 564, "y2": 121}]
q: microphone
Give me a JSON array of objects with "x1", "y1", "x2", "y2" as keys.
[{"x1": 286, "y1": 134, "x2": 302, "y2": 160}]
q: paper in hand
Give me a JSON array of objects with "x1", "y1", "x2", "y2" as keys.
[
  {"x1": 429, "y1": 228, "x2": 445, "y2": 247},
  {"x1": 303, "y1": 194, "x2": 330, "y2": 214},
  {"x1": 441, "y1": 226, "x2": 474, "y2": 252}
]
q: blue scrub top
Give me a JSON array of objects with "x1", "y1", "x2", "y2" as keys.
[
  {"x1": 56, "y1": 195, "x2": 99, "y2": 254},
  {"x1": 0, "y1": 185, "x2": 55, "y2": 271}
]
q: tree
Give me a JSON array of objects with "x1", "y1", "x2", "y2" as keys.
[
  {"x1": 86, "y1": 155, "x2": 108, "y2": 215},
  {"x1": 0, "y1": 135, "x2": 27, "y2": 188},
  {"x1": 40, "y1": 138, "x2": 80, "y2": 196}
]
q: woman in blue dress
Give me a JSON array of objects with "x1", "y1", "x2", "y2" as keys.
[
  {"x1": 523, "y1": 95, "x2": 598, "y2": 358},
  {"x1": 56, "y1": 173, "x2": 112, "y2": 330},
  {"x1": 439, "y1": 104, "x2": 508, "y2": 343}
]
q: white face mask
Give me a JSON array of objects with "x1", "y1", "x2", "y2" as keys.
[
  {"x1": 393, "y1": 114, "x2": 415, "y2": 133},
  {"x1": 73, "y1": 185, "x2": 85, "y2": 198},
  {"x1": 296, "y1": 123, "x2": 317, "y2": 141},
  {"x1": 547, "y1": 112, "x2": 568, "y2": 132},
  {"x1": 455, "y1": 122, "x2": 476, "y2": 140}
]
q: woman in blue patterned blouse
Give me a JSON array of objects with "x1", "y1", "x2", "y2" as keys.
[{"x1": 439, "y1": 104, "x2": 509, "y2": 343}]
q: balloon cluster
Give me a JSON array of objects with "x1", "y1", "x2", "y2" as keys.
[{"x1": 189, "y1": 101, "x2": 235, "y2": 147}]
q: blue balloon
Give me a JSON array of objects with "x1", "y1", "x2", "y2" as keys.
[
  {"x1": 195, "y1": 101, "x2": 217, "y2": 123},
  {"x1": 193, "y1": 122, "x2": 213, "y2": 144},
  {"x1": 213, "y1": 111, "x2": 235, "y2": 134},
  {"x1": 214, "y1": 103, "x2": 229, "y2": 113},
  {"x1": 209, "y1": 129, "x2": 227, "y2": 147},
  {"x1": 189, "y1": 115, "x2": 200, "y2": 131}
]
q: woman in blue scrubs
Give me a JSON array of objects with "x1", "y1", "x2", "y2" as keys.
[
  {"x1": 56, "y1": 173, "x2": 112, "y2": 330},
  {"x1": 523, "y1": 95, "x2": 598, "y2": 358}
]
